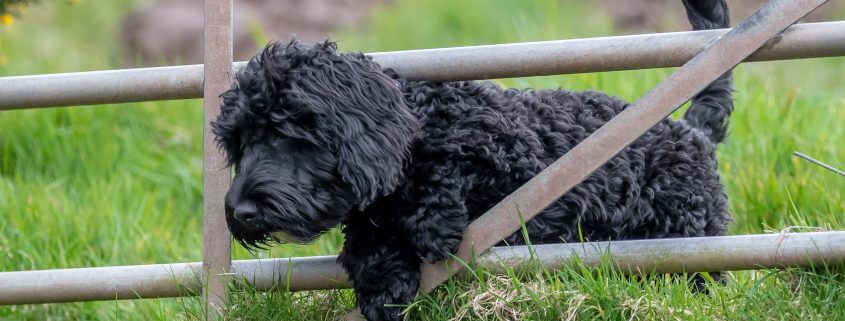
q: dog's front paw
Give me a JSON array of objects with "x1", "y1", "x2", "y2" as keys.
[
  {"x1": 357, "y1": 282, "x2": 417, "y2": 321},
  {"x1": 414, "y1": 233, "x2": 462, "y2": 263}
]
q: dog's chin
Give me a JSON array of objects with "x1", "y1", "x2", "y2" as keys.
[{"x1": 270, "y1": 231, "x2": 316, "y2": 244}]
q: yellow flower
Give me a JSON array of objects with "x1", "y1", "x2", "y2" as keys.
[
  {"x1": 1, "y1": 14, "x2": 13, "y2": 26},
  {"x1": 0, "y1": 55, "x2": 7, "y2": 66}
]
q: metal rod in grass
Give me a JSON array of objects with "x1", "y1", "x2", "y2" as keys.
[{"x1": 794, "y1": 151, "x2": 845, "y2": 177}]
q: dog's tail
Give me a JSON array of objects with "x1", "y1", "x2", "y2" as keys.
[{"x1": 681, "y1": 0, "x2": 734, "y2": 144}]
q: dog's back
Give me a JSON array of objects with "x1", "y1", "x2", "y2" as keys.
[
  {"x1": 399, "y1": 81, "x2": 727, "y2": 245},
  {"x1": 397, "y1": 0, "x2": 734, "y2": 244}
]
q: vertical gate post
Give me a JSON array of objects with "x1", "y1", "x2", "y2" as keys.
[{"x1": 202, "y1": 0, "x2": 233, "y2": 318}]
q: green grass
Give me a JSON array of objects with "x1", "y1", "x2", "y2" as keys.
[{"x1": 1, "y1": 0, "x2": 843, "y2": 320}]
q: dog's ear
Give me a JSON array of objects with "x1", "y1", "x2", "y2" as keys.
[
  {"x1": 212, "y1": 41, "x2": 308, "y2": 165},
  {"x1": 213, "y1": 82, "x2": 255, "y2": 165},
  {"x1": 334, "y1": 102, "x2": 418, "y2": 208},
  {"x1": 283, "y1": 42, "x2": 419, "y2": 207}
]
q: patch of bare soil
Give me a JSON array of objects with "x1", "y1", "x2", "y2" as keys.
[{"x1": 121, "y1": 0, "x2": 389, "y2": 65}]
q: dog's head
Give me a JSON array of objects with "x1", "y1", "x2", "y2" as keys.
[{"x1": 212, "y1": 40, "x2": 418, "y2": 249}]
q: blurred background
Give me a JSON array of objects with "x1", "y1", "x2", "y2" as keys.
[{"x1": 0, "y1": 0, "x2": 843, "y2": 320}]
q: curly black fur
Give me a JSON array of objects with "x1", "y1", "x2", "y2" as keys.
[{"x1": 212, "y1": 1, "x2": 733, "y2": 320}]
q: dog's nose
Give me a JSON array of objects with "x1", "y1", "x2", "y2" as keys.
[{"x1": 233, "y1": 202, "x2": 259, "y2": 223}]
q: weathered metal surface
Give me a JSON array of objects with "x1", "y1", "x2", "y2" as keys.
[
  {"x1": 370, "y1": 20, "x2": 845, "y2": 81},
  {"x1": 1, "y1": 231, "x2": 844, "y2": 304},
  {"x1": 202, "y1": 0, "x2": 233, "y2": 317},
  {"x1": 0, "y1": 255, "x2": 348, "y2": 304},
  {"x1": 0, "y1": 261, "x2": 205, "y2": 304},
  {"x1": 418, "y1": 0, "x2": 830, "y2": 293},
  {"x1": 481, "y1": 231, "x2": 845, "y2": 275},
  {"x1": 0, "y1": 65, "x2": 204, "y2": 110},
  {"x1": 1, "y1": 22, "x2": 844, "y2": 110}
]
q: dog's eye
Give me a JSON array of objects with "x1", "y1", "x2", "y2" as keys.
[{"x1": 253, "y1": 102, "x2": 268, "y2": 112}]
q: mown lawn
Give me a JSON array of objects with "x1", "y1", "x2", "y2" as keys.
[{"x1": 1, "y1": 0, "x2": 843, "y2": 320}]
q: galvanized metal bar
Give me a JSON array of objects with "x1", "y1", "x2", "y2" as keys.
[
  {"x1": 202, "y1": 0, "x2": 233, "y2": 317},
  {"x1": 1, "y1": 231, "x2": 843, "y2": 305},
  {"x1": 0, "y1": 65, "x2": 203, "y2": 110},
  {"x1": 418, "y1": 0, "x2": 830, "y2": 293},
  {"x1": 370, "y1": 20, "x2": 844, "y2": 81},
  {"x1": 0, "y1": 255, "x2": 348, "y2": 304},
  {"x1": 1, "y1": 21, "x2": 844, "y2": 110}
]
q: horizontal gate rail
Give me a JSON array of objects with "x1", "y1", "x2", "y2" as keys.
[
  {"x1": 1, "y1": 21, "x2": 844, "y2": 110},
  {"x1": 1, "y1": 231, "x2": 843, "y2": 305}
]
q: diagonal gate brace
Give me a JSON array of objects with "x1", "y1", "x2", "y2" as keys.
[{"x1": 418, "y1": 0, "x2": 830, "y2": 293}]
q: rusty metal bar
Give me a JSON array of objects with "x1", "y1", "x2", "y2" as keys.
[
  {"x1": 202, "y1": 0, "x2": 233, "y2": 317},
  {"x1": 1, "y1": 21, "x2": 845, "y2": 110},
  {"x1": 1, "y1": 231, "x2": 843, "y2": 305},
  {"x1": 418, "y1": 0, "x2": 830, "y2": 292}
]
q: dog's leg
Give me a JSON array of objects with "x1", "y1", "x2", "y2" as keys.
[
  {"x1": 339, "y1": 216, "x2": 422, "y2": 321},
  {"x1": 688, "y1": 272, "x2": 726, "y2": 293},
  {"x1": 400, "y1": 163, "x2": 468, "y2": 263}
]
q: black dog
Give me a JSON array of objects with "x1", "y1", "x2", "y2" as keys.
[{"x1": 212, "y1": 1, "x2": 733, "y2": 320}]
